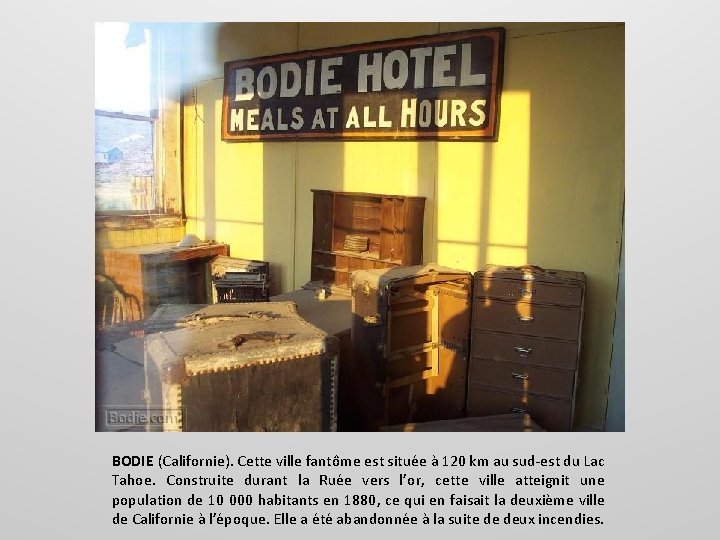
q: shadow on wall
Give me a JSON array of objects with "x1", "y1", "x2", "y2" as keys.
[{"x1": 182, "y1": 22, "x2": 624, "y2": 431}]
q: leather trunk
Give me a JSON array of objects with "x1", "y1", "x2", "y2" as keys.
[
  {"x1": 468, "y1": 264, "x2": 586, "y2": 431},
  {"x1": 270, "y1": 288, "x2": 359, "y2": 431},
  {"x1": 143, "y1": 302, "x2": 339, "y2": 432},
  {"x1": 350, "y1": 264, "x2": 472, "y2": 430}
]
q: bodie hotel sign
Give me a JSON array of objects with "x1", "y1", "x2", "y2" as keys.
[{"x1": 222, "y1": 28, "x2": 505, "y2": 142}]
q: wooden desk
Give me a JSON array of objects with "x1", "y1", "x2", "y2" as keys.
[{"x1": 102, "y1": 242, "x2": 229, "y2": 321}]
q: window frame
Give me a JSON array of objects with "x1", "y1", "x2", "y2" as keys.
[{"x1": 95, "y1": 23, "x2": 184, "y2": 227}]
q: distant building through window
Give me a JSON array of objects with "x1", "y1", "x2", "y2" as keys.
[
  {"x1": 95, "y1": 110, "x2": 155, "y2": 210},
  {"x1": 95, "y1": 22, "x2": 156, "y2": 212}
]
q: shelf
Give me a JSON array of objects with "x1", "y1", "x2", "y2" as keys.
[
  {"x1": 310, "y1": 190, "x2": 425, "y2": 289},
  {"x1": 313, "y1": 248, "x2": 402, "y2": 265}
]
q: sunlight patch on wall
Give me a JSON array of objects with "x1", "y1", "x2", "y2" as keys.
[
  {"x1": 436, "y1": 142, "x2": 487, "y2": 273},
  {"x1": 216, "y1": 221, "x2": 265, "y2": 257},
  {"x1": 437, "y1": 242, "x2": 481, "y2": 273},
  {"x1": 486, "y1": 91, "x2": 531, "y2": 267},
  {"x1": 342, "y1": 143, "x2": 419, "y2": 195},
  {"x1": 215, "y1": 143, "x2": 264, "y2": 224},
  {"x1": 213, "y1": 98, "x2": 265, "y2": 259}
]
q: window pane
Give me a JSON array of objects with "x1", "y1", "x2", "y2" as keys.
[
  {"x1": 95, "y1": 22, "x2": 155, "y2": 212},
  {"x1": 95, "y1": 112, "x2": 154, "y2": 211}
]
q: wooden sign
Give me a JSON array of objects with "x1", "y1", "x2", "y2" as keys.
[{"x1": 222, "y1": 28, "x2": 505, "y2": 142}]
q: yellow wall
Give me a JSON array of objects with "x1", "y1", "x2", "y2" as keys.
[{"x1": 182, "y1": 22, "x2": 624, "y2": 430}]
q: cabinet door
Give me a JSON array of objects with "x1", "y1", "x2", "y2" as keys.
[
  {"x1": 380, "y1": 197, "x2": 404, "y2": 262},
  {"x1": 312, "y1": 190, "x2": 334, "y2": 251},
  {"x1": 402, "y1": 197, "x2": 425, "y2": 265}
]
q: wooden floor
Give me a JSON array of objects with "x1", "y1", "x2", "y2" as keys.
[
  {"x1": 95, "y1": 325, "x2": 147, "y2": 432},
  {"x1": 95, "y1": 297, "x2": 547, "y2": 432},
  {"x1": 381, "y1": 413, "x2": 545, "y2": 432}
]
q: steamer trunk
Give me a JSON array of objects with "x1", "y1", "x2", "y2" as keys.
[
  {"x1": 144, "y1": 302, "x2": 338, "y2": 432},
  {"x1": 468, "y1": 264, "x2": 586, "y2": 431},
  {"x1": 350, "y1": 265, "x2": 472, "y2": 429}
]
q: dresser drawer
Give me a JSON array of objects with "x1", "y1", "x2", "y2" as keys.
[
  {"x1": 471, "y1": 330, "x2": 579, "y2": 370},
  {"x1": 466, "y1": 385, "x2": 573, "y2": 431},
  {"x1": 473, "y1": 299, "x2": 581, "y2": 340},
  {"x1": 474, "y1": 277, "x2": 583, "y2": 307},
  {"x1": 468, "y1": 358, "x2": 575, "y2": 399}
]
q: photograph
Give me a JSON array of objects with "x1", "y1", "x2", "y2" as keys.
[{"x1": 94, "y1": 22, "x2": 625, "y2": 433}]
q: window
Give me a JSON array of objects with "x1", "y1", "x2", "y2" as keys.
[
  {"x1": 95, "y1": 111, "x2": 155, "y2": 211},
  {"x1": 95, "y1": 22, "x2": 182, "y2": 217}
]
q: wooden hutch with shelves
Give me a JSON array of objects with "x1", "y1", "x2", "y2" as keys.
[{"x1": 309, "y1": 190, "x2": 426, "y2": 289}]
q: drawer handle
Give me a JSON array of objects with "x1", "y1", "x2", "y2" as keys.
[
  {"x1": 509, "y1": 406, "x2": 527, "y2": 414},
  {"x1": 518, "y1": 288, "x2": 534, "y2": 298},
  {"x1": 512, "y1": 372, "x2": 529, "y2": 381},
  {"x1": 514, "y1": 346, "x2": 533, "y2": 356},
  {"x1": 363, "y1": 315, "x2": 381, "y2": 326},
  {"x1": 517, "y1": 316, "x2": 534, "y2": 323}
]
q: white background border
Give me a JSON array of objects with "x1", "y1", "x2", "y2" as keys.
[{"x1": 3, "y1": 1, "x2": 718, "y2": 537}]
